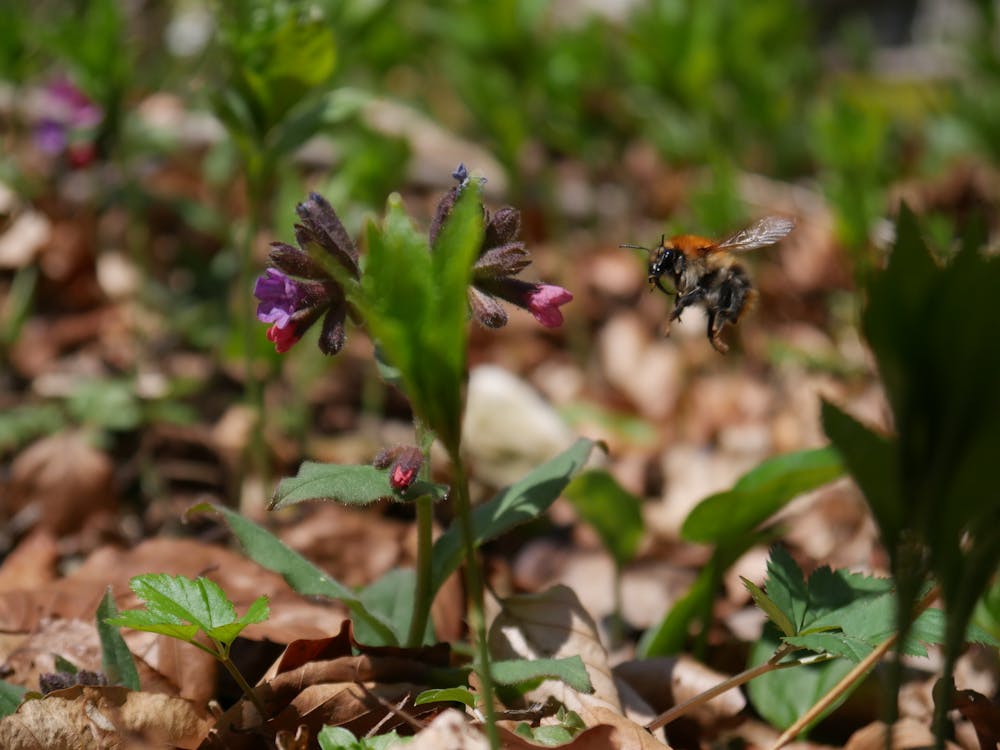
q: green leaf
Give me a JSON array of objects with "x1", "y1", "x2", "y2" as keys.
[
  {"x1": 317, "y1": 726, "x2": 359, "y2": 750},
  {"x1": 742, "y1": 577, "x2": 796, "y2": 637},
  {"x1": 106, "y1": 574, "x2": 267, "y2": 649},
  {"x1": 96, "y1": 588, "x2": 140, "y2": 690},
  {"x1": 760, "y1": 546, "x2": 809, "y2": 636},
  {"x1": 430, "y1": 438, "x2": 596, "y2": 594},
  {"x1": 638, "y1": 566, "x2": 714, "y2": 657},
  {"x1": 563, "y1": 470, "x2": 644, "y2": 567},
  {"x1": 188, "y1": 503, "x2": 399, "y2": 646},
  {"x1": 682, "y1": 448, "x2": 844, "y2": 544},
  {"x1": 263, "y1": 16, "x2": 337, "y2": 124},
  {"x1": 67, "y1": 378, "x2": 143, "y2": 432},
  {"x1": 821, "y1": 402, "x2": 902, "y2": 554},
  {"x1": 355, "y1": 569, "x2": 433, "y2": 647},
  {"x1": 362, "y1": 190, "x2": 482, "y2": 454},
  {"x1": 747, "y1": 626, "x2": 856, "y2": 734},
  {"x1": 515, "y1": 724, "x2": 575, "y2": 746},
  {"x1": 270, "y1": 462, "x2": 449, "y2": 510},
  {"x1": 414, "y1": 687, "x2": 477, "y2": 709},
  {"x1": 490, "y1": 657, "x2": 593, "y2": 693},
  {"x1": 0, "y1": 680, "x2": 25, "y2": 717}
]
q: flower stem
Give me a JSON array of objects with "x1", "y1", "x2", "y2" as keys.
[
  {"x1": 407, "y1": 419, "x2": 438, "y2": 647},
  {"x1": 407, "y1": 493, "x2": 435, "y2": 647},
  {"x1": 450, "y1": 451, "x2": 500, "y2": 750}
]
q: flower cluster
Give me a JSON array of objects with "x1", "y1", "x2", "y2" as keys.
[
  {"x1": 431, "y1": 164, "x2": 573, "y2": 329},
  {"x1": 253, "y1": 193, "x2": 359, "y2": 354},
  {"x1": 254, "y1": 166, "x2": 573, "y2": 353}
]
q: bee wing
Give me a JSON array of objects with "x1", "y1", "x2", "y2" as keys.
[{"x1": 716, "y1": 216, "x2": 795, "y2": 253}]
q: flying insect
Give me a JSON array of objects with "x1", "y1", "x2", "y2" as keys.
[{"x1": 623, "y1": 216, "x2": 795, "y2": 353}]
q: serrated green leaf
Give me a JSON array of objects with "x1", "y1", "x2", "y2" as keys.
[
  {"x1": 96, "y1": 588, "x2": 140, "y2": 691},
  {"x1": 414, "y1": 687, "x2": 477, "y2": 708},
  {"x1": 270, "y1": 462, "x2": 449, "y2": 510},
  {"x1": 108, "y1": 574, "x2": 266, "y2": 650},
  {"x1": 188, "y1": 503, "x2": 398, "y2": 646},
  {"x1": 682, "y1": 448, "x2": 843, "y2": 544},
  {"x1": 491, "y1": 657, "x2": 593, "y2": 693},
  {"x1": 563, "y1": 469, "x2": 644, "y2": 567},
  {"x1": 763, "y1": 546, "x2": 809, "y2": 635},
  {"x1": 0, "y1": 680, "x2": 25, "y2": 717},
  {"x1": 785, "y1": 631, "x2": 875, "y2": 663},
  {"x1": 742, "y1": 576, "x2": 796, "y2": 637},
  {"x1": 106, "y1": 608, "x2": 200, "y2": 643},
  {"x1": 747, "y1": 626, "x2": 855, "y2": 734},
  {"x1": 430, "y1": 438, "x2": 596, "y2": 594}
]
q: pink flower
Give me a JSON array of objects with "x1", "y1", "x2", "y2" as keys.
[
  {"x1": 266, "y1": 324, "x2": 301, "y2": 353},
  {"x1": 523, "y1": 284, "x2": 573, "y2": 327},
  {"x1": 431, "y1": 165, "x2": 574, "y2": 329}
]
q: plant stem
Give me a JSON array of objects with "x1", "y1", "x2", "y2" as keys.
[
  {"x1": 407, "y1": 493, "x2": 435, "y2": 647},
  {"x1": 646, "y1": 643, "x2": 799, "y2": 731},
  {"x1": 218, "y1": 652, "x2": 267, "y2": 716},
  {"x1": 768, "y1": 586, "x2": 941, "y2": 750},
  {"x1": 451, "y1": 451, "x2": 500, "y2": 750},
  {"x1": 239, "y1": 177, "x2": 269, "y2": 493},
  {"x1": 406, "y1": 420, "x2": 437, "y2": 647}
]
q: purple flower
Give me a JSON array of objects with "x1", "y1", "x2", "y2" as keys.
[
  {"x1": 430, "y1": 166, "x2": 573, "y2": 329},
  {"x1": 33, "y1": 79, "x2": 102, "y2": 163},
  {"x1": 254, "y1": 193, "x2": 360, "y2": 355},
  {"x1": 254, "y1": 269, "x2": 303, "y2": 328}
]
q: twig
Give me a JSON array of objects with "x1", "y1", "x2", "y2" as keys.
[{"x1": 647, "y1": 644, "x2": 799, "y2": 731}]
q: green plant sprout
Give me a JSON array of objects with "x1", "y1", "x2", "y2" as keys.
[{"x1": 106, "y1": 574, "x2": 269, "y2": 715}]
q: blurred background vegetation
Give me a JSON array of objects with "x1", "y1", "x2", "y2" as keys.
[{"x1": 1, "y1": 0, "x2": 998, "y2": 455}]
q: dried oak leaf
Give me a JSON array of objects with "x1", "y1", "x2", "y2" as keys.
[
  {"x1": 0, "y1": 685, "x2": 209, "y2": 750},
  {"x1": 201, "y1": 621, "x2": 452, "y2": 749}
]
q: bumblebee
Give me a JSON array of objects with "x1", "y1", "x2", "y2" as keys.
[{"x1": 625, "y1": 216, "x2": 795, "y2": 353}]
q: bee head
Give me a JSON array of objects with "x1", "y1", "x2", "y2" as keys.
[{"x1": 648, "y1": 239, "x2": 685, "y2": 285}]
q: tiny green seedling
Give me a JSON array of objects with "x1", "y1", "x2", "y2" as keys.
[{"x1": 106, "y1": 573, "x2": 269, "y2": 714}]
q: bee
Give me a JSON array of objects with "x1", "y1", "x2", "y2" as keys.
[{"x1": 623, "y1": 216, "x2": 795, "y2": 353}]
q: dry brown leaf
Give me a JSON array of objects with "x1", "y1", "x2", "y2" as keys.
[
  {"x1": 397, "y1": 709, "x2": 489, "y2": 750},
  {"x1": 0, "y1": 530, "x2": 59, "y2": 592},
  {"x1": 203, "y1": 622, "x2": 451, "y2": 749},
  {"x1": 0, "y1": 686, "x2": 209, "y2": 749},
  {"x1": 844, "y1": 719, "x2": 962, "y2": 750},
  {"x1": 488, "y1": 584, "x2": 619, "y2": 711},
  {"x1": 5, "y1": 431, "x2": 117, "y2": 535},
  {"x1": 2, "y1": 619, "x2": 102, "y2": 692},
  {"x1": 951, "y1": 685, "x2": 1000, "y2": 750}
]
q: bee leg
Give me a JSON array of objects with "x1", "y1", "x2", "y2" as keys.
[
  {"x1": 671, "y1": 288, "x2": 705, "y2": 321},
  {"x1": 707, "y1": 310, "x2": 730, "y2": 354},
  {"x1": 650, "y1": 277, "x2": 673, "y2": 297}
]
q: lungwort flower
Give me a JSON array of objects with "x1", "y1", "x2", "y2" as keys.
[
  {"x1": 254, "y1": 193, "x2": 360, "y2": 354},
  {"x1": 430, "y1": 165, "x2": 573, "y2": 329}
]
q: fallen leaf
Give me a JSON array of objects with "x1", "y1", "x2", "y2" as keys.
[
  {"x1": 5, "y1": 431, "x2": 117, "y2": 535},
  {"x1": 0, "y1": 685, "x2": 209, "y2": 749}
]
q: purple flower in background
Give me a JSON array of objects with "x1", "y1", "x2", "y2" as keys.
[
  {"x1": 34, "y1": 79, "x2": 102, "y2": 164},
  {"x1": 254, "y1": 192, "x2": 360, "y2": 355},
  {"x1": 431, "y1": 165, "x2": 573, "y2": 329}
]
